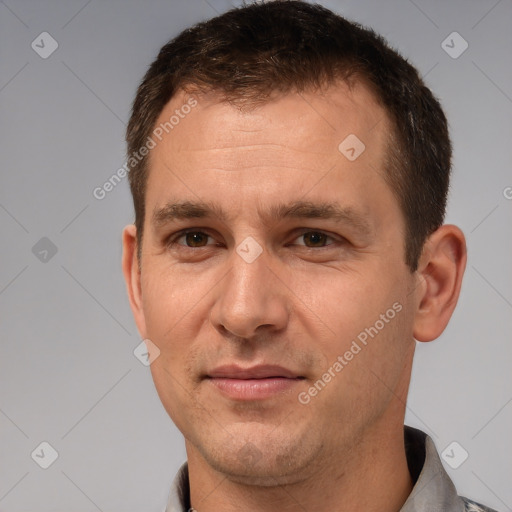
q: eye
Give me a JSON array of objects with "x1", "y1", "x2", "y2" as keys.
[
  {"x1": 169, "y1": 230, "x2": 217, "y2": 248},
  {"x1": 291, "y1": 231, "x2": 337, "y2": 248}
]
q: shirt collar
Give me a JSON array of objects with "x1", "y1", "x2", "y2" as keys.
[
  {"x1": 165, "y1": 426, "x2": 466, "y2": 512},
  {"x1": 401, "y1": 426, "x2": 463, "y2": 511}
]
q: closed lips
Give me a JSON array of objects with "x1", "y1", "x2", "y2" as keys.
[{"x1": 207, "y1": 365, "x2": 304, "y2": 379}]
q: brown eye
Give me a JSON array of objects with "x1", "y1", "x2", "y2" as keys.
[
  {"x1": 302, "y1": 232, "x2": 329, "y2": 247},
  {"x1": 292, "y1": 231, "x2": 336, "y2": 248},
  {"x1": 183, "y1": 232, "x2": 210, "y2": 247},
  {"x1": 168, "y1": 230, "x2": 214, "y2": 249}
]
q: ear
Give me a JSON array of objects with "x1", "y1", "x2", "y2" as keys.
[
  {"x1": 413, "y1": 224, "x2": 467, "y2": 342},
  {"x1": 122, "y1": 224, "x2": 147, "y2": 339}
]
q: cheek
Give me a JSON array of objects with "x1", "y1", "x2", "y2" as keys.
[
  {"x1": 142, "y1": 260, "x2": 201, "y2": 323},
  {"x1": 140, "y1": 266, "x2": 202, "y2": 361},
  {"x1": 304, "y1": 273, "x2": 391, "y2": 348},
  {"x1": 311, "y1": 273, "x2": 412, "y2": 392},
  {"x1": 142, "y1": 268, "x2": 209, "y2": 424}
]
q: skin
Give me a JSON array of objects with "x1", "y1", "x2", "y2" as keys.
[{"x1": 122, "y1": 82, "x2": 466, "y2": 512}]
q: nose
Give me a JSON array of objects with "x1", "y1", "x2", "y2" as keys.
[{"x1": 209, "y1": 244, "x2": 289, "y2": 341}]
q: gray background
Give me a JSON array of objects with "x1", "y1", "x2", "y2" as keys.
[{"x1": 0, "y1": 0, "x2": 511, "y2": 510}]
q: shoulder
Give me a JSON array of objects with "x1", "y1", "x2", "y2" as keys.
[{"x1": 461, "y1": 496, "x2": 499, "y2": 512}]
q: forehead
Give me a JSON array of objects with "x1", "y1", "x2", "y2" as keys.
[
  {"x1": 145, "y1": 81, "x2": 396, "y2": 228},
  {"x1": 156, "y1": 82, "x2": 389, "y2": 167}
]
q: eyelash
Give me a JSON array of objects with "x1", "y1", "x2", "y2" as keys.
[{"x1": 166, "y1": 228, "x2": 341, "y2": 250}]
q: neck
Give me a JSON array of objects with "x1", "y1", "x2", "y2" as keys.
[{"x1": 186, "y1": 418, "x2": 413, "y2": 512}]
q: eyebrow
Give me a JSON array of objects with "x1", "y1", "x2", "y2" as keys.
[{"x1": 152, "y1": 199, "x2": 372, "y2": 235}]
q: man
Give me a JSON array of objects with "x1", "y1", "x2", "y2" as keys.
[{"x1": 121, "y1": 1, "x2": 497, "y2": 511}]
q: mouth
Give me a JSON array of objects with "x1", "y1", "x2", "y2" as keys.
[{"x1": 206, "y1": 364, "x2": 305, "y2": 400}]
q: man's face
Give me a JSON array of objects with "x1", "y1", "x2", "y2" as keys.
[{"x1": 129, "y1": 83, "x2": 420, "y2": 484}]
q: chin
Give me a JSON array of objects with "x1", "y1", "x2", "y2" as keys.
[
  {"x1": 192, "y1": 422, "x2": 323, "y2": 486},
  {"x1": 205, "y1": 452, "x2": 311, "y2": 487}
]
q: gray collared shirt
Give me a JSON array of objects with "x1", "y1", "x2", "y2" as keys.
[{"x1": 164, "y1": 426, "x2": 498, "y2": 512}]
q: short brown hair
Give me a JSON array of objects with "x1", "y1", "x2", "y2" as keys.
[{"x1": 126, "y1": 0, "x2": 451, "y2": 271}]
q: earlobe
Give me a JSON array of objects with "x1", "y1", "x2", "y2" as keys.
[
  {"x1": 122, "y1": 224, "x2": 147, "y2": 339},
  {"x1": 413, "y1": 225, "x2": 467, "y2": 342}
]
